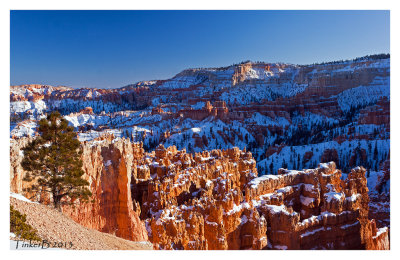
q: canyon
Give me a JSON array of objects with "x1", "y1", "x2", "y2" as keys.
[
  {"x1": 10, "y1": 54, "x2": 390, "y2": 249},
  {"x1": 10, "y1": 136, "x2": 389, "y2": 249}
]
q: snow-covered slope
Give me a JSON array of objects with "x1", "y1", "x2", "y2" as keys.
[{"x1": 10, "y1": 54, "x2": 390, "y2": 195}]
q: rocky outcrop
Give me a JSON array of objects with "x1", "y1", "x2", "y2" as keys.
[
  {"x1": 62, "y1": 136, "x2": 148, "y2": 241},
  {"x1": 10, "y1": 135, "x2": 148, "y2": 242},
  {"x1": 133, "y1": 145, "x2": 264, "y2": 250},
  {"x1": 358, "y1": 97, "x2": 389, "y2": 127},
  {"x1": 130, "y1": 144, "x2": 389, "y2": 250},
  {"x1": 179, "y1": 101, "x2": 229, "y2": 121},
  {"x1": 369, "y1": 156, "x2": 390, "y2": 229},
  {"x1": 10, "y1": 137, "x2": 34, "y2": 195},
  {"x1": 10, "y1": 84, "x2": 72, "y2": 102},
  {"x1": 257, "y1": 163, "x2": 387, "y2": 250}
]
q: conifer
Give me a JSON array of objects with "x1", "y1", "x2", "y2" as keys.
[{"x1": 21, "y1": 111, "x2": 92, "y2": 211}]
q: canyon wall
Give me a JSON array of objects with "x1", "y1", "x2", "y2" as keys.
[{"x1": 10, "y1": 135, "x2": 148, "y2": 242}]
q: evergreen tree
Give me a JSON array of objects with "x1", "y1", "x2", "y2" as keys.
[
  {"x1": 374, "y1": 142, "x2": 379, "y2": 160},
  {"x1": 21, "y1": 111, "x2": 92, "y2": 211},
  {"x1": 10, "y1": 205, "x2": 41, "y2": 241},
  {"x1": 187, "y1": 142, "x2": 193, "y2": 153},
  {"x1": 282, "y1": 159, "x2": 288, "y2": 169},
  {"x1": 269, "y1": 161, "x2": 274, "y2": 175},
  {"x1": 297, "y1": 154, "x2": 301, "y2": 169}
]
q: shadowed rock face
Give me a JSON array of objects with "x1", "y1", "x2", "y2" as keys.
[{"x1": 10, "y1": 137, "x2": 389, "y2": 250}]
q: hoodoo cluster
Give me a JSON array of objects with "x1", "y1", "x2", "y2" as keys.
[{"x1": 10, "y1": 136, "x2": 389, "y2": 250}]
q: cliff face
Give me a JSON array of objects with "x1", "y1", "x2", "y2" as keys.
[
  {"x1": 62, "y1": 136, "x2": 148, "y2": 241},
  {"x1": 10, "y1": 137, "x2": 33, "y2": 196},
  {"x1": 10, "y1": 135, "x2": 148, "y2": 242}
]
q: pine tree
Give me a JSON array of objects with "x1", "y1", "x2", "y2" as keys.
[
  {"x1": 282, "y1": 159, "x2": 287, "y2": 169},
  {"x1": 297, "y1": 154, "x2": 301, "y2": 169},
  {"x1": 269, "y1": 161, "x2": 274, "y2": 175},
  {"x1": 187, "y1": 142, "x2": 193, "y2": 153},
  {"x1": 373, "y1": 142, "x2": 379, "y2": 161},
  {"x1": 21, "y1": 111, "x2": 92, "y2": 211}
]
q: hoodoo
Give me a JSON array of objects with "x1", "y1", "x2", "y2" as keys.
[{"x1": 10, "y1": 137, "x2": 389, "y2": 249}]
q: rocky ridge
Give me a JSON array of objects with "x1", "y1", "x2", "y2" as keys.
[{"x1": 10, "y1": 56, "x2": 390, "y2": 179}]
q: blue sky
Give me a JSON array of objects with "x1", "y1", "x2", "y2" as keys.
[{"x1": 10, "y1": 10, "x2": 390, "y2": 89}]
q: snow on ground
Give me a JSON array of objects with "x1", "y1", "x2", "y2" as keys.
[
  {"x1": 191, "y1": 127, "x2": 201, "y2": 133},
  {"x1": 249, "y1": 174, "x2": 279, "y2": 189},
  {"x1": 158, "y1": 75, "x2": 205, "y2": 89},
  {"x1": 10, "y1": 120, "x2": 37, "y2": 138},
  {"x1": 10, "y1": 192, "x2": 37, "y2": 204},
  {"x1": 337, "y1": 76, "x2": 390, "y2": 113},
  {"x1": 300, "y1": 195, "x2": 315, "y2": 206},
  {"x1": 10, "y1": 100, "x2": 47, "y2": 114},
  {"x1": 290, "y1": 112, "x2": 339, "y2": 129},
  {"x1": 332, "y1": 58, "x2": 390, "y2": 74},
  {"x1": 245, "y1": 112, "x2": 290, "y2": 127},
  {"x1": 324, "y1": 191, "x2": 344, "y2": 203},
  {"x1": 258, "y1": 139, "x2": 389, "y2": 176},
  {"x1": 374, "y1": 227, "x2": 388, "y2": 239},
  {"x1": 191, "y1": 102, "x2": 205, "y2": 109},
  {"x1": 78, "y1": 129, "x2": 123, "y2": 142},
  {"x1": 64, "y1": 113, "x2": 109, "y2": 128},
  {"x1": 245, "y1": 67, "x2": 277, "y2": 80}
]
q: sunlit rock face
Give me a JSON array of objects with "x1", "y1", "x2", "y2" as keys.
[
  {"x1": 131, "y1": 144, "x2": 389, "y2": 250},
  {"x1": 10, "y1": 137, "x2": 34, "y2": 195},
  {"x1": 61, "y1": 136, "x2": 149, "y2": 241},
  {"x1": 10, "y1": 135, "x2": 148, "y2": 242},
  {"x1": 10, "y1": 136, "x2": 389, "y2": 249}
]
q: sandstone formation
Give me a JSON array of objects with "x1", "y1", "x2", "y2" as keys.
[
  {"x1": 135, "y1": 145, "x2": 264, "y2": 250},
  {"x1": 141, "y1": 150, "x2": 389, "y2": 249},
  {"x1": 177, "y1": 101, "x2": 229, "y2": 121},
  {"x1": 10, "y1": 135, "x2": 148, "y2": 242},
  {"x1": 10, "y1": 136, "x2": 389, "y2": 249},
  {"x1": 368, "y1": 156, "x2": 390, "y2": 229}
]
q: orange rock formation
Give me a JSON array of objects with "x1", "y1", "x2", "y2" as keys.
[
  {"x1": 10, "y1": 135, "x2": 148, "y2": 242},
  {"x1": 10, "y1": 137, "x2": 389, "y2": 250}
]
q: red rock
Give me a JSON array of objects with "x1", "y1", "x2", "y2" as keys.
[
  {"x1": 10, "y1": 138, "x2": 389, "y2": 250},
  {"x1": 10, "y1": 136, "x2": 148, "y2": 242}
]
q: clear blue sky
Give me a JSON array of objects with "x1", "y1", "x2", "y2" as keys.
[{"x1": 11, "y1": 10, "x2": 390, "y2": 89}]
